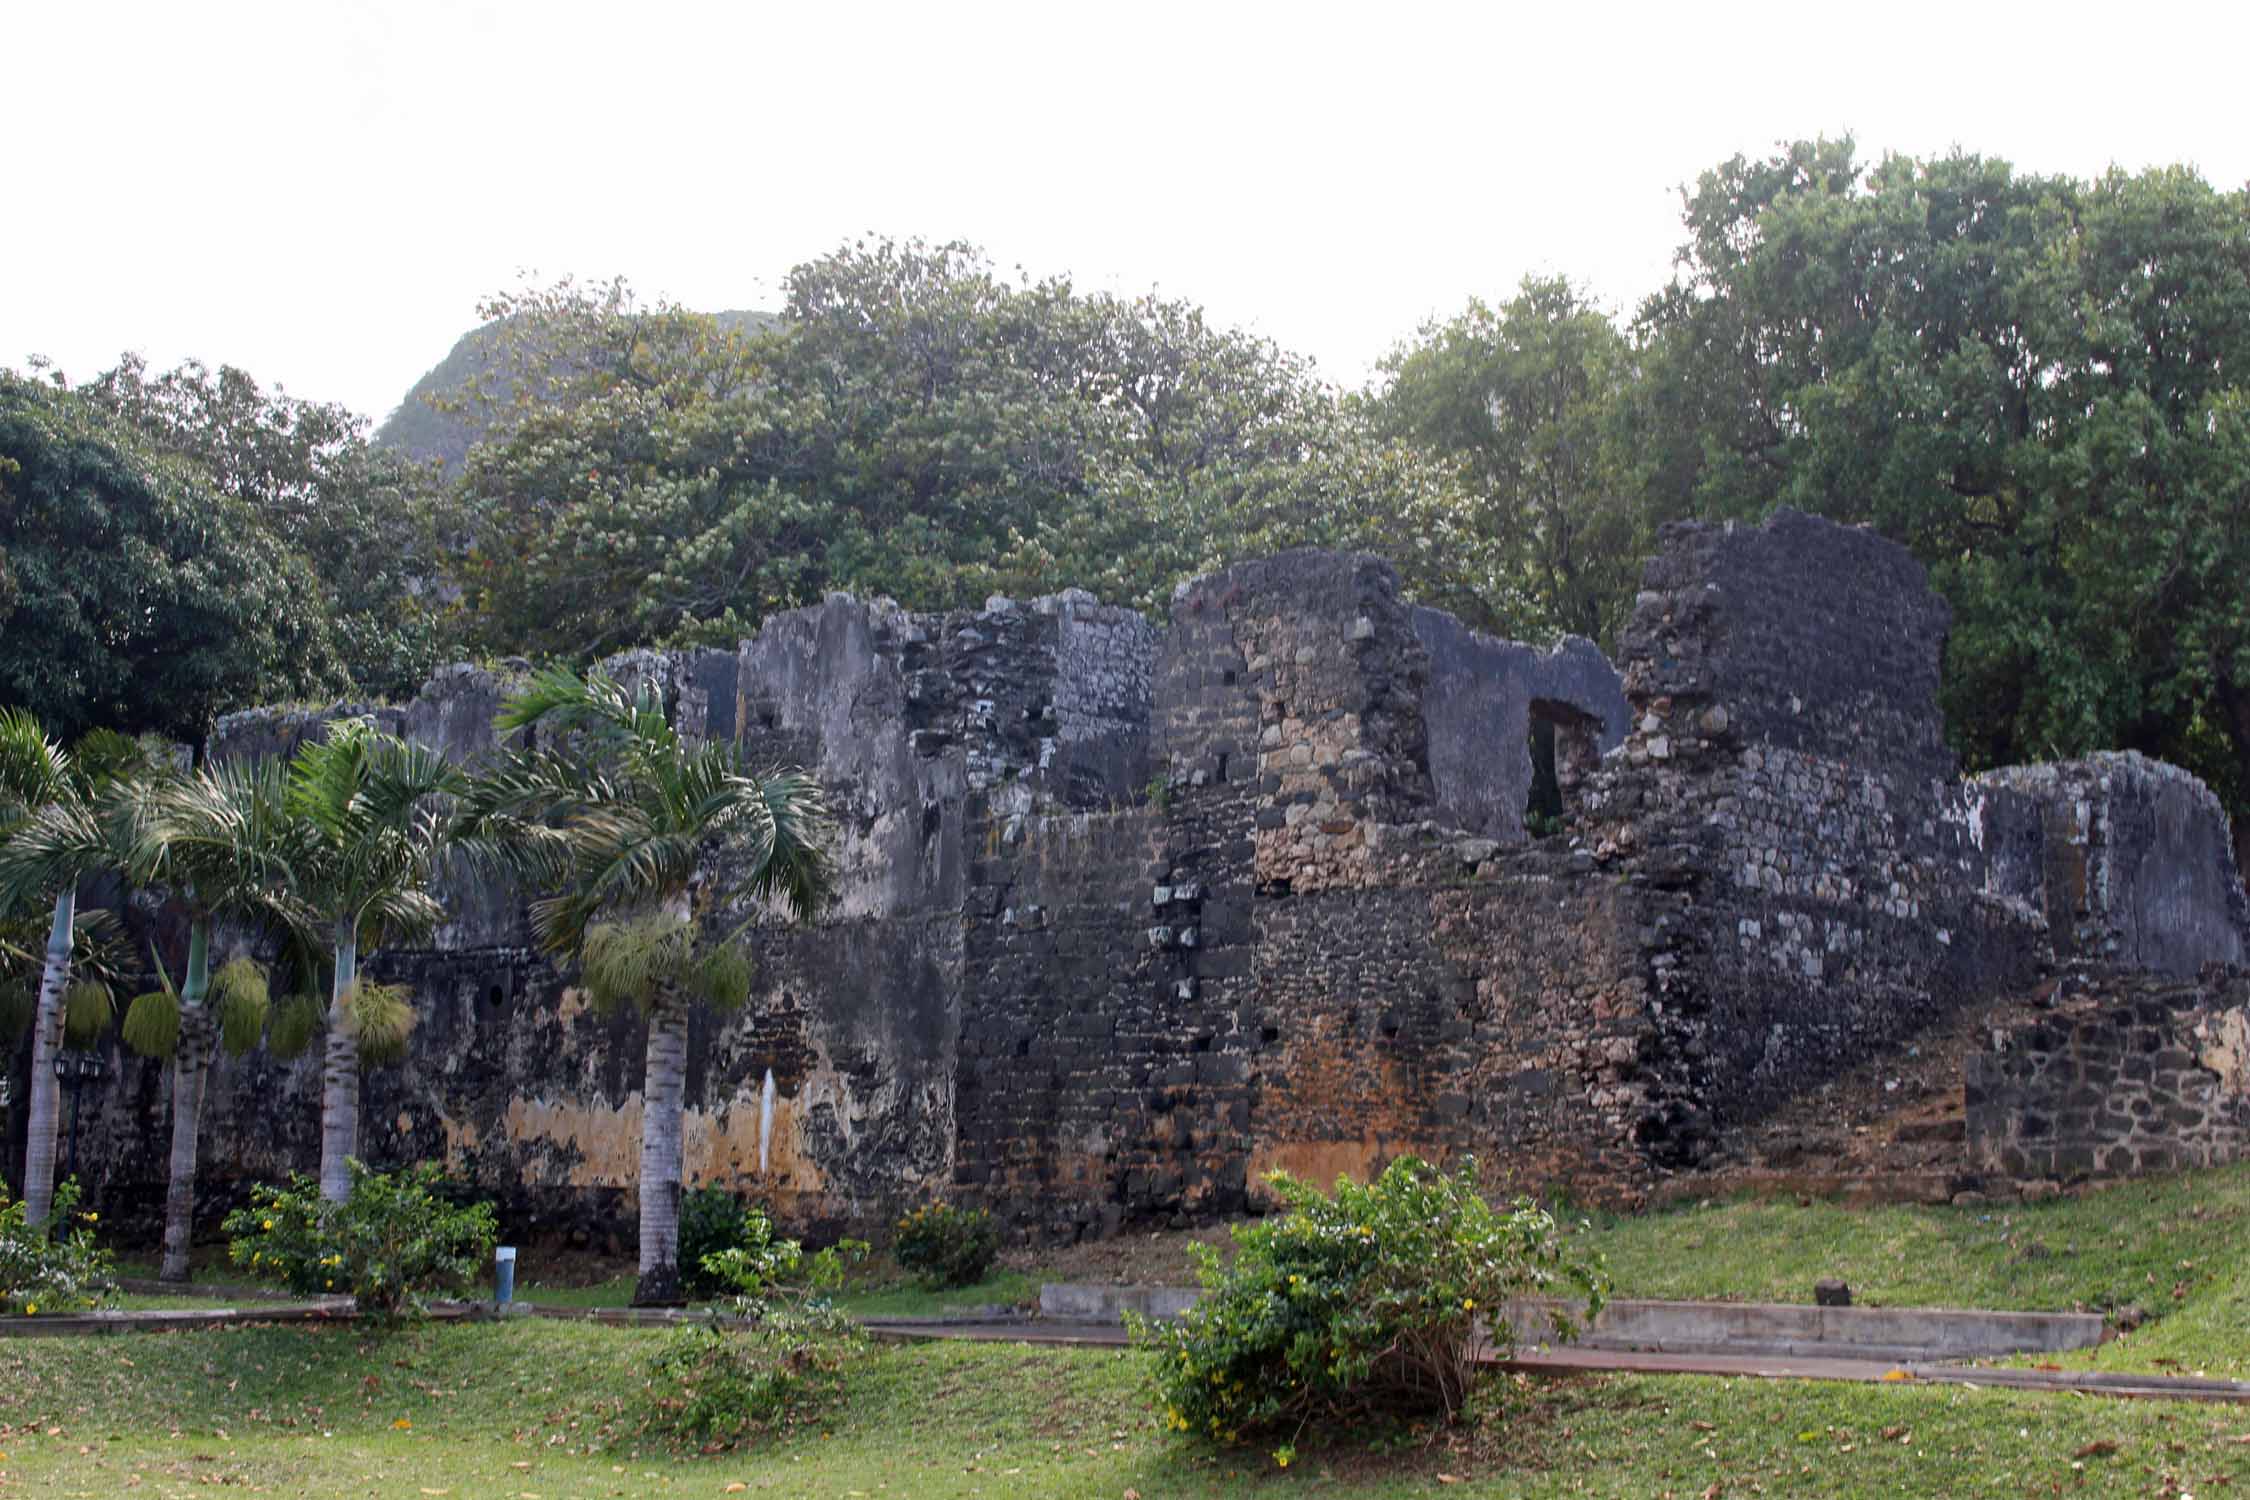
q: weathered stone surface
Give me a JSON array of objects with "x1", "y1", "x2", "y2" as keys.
[
  {"x1": 62, "y1": 514, "x2": 2250, "y2": 1248},
  {"x1": 1972, "y1": 753, "x2": 2249, "y2": 975},
  {"x1": 1410, "y1": 607, "x2": 1629, "y2": 844},
  {"x1": 1967, "y1": 966, "x2": 2250, "y2": 1180}
]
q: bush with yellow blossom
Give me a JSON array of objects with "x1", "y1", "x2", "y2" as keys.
[
  {"x1": 0, "y1": 1178, "x2": 114, "y2": 1315},
  {"x1": 223, "y1": 1161, "x2": 496, "y2": 1319}
]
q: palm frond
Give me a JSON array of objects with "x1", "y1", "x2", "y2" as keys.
[
  {"x1": 0, "y1": 797, "x2": 118, "y2": 912},
  {"x1": 285, "y1": 719, "x2": 456, "y2": 953},
  {"x1": 67, "y1": 908, "x2": 139, "y2": 995},
  {"x1": 122, "y1": 989, "x2": 182, "y2": 1059},
  {"x1": 62, "y1": 979, "x2": 114, "y2": 1048},
  {"x1": 69, "y1": 728, "x2": 163, "y2": 796},
  {"x1": 743, "y1": 769, "x2": 840, "y2": 919},
  {"x1": 134, "y1": 759, "x2": 312, "y2": 944},
  {"x1": 0, "y1": 708, "x2": 69, "y2": 823},
  {"x1": 477, "y1": 672, "x2": 835, "y2": 978},
  {"x1": 212, "y1": 957, "x2": 272, "y2": 1057}
]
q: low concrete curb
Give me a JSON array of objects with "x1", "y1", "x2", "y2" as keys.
[
  {"x1": 1038, "y1": 1283, "x2": 2106, "y2": 1362},
  {"x1": 1497, "y1": 1295, "x2": 2106, "y2": 1361},
  {"x1": 1038, "y1": 1284, "x2": 1199, "y2": 1322},
  {"x1": 863, "y1": 1316, "x2": 2250, "y2": 1405},
  {"x1": 0, "y1": 1299, "x2": 356, "y2": 1337}
]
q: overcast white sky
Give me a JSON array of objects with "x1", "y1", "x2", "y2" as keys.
[{"x1": 10, "y1": 1, "x2": 2248, "y2": 426}]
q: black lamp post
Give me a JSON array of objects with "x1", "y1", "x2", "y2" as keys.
[{"x1": 53, "y1": 1051, "x2": 104, "y2": 1183}]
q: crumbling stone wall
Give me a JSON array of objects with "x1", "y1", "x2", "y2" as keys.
[
  {"x1": 62, "y1": 511, "x2": 2250, "y2": 1244},
  {"x1": 1967, "y1": 966, "x2": 2250, "y2": 1179},
  {"x1": 1972, "y1": 754, "x2": 2250, "y2": 976}
]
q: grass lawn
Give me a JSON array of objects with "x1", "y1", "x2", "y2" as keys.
[
  {"x1": 8, "y1": 1317, "x2": 2250, "y2": 1498},
  {"x1": 28, "y1": 1162, "x2": 2245, "y2": 1493},
  {"x1": 1570, "y1": 1161, "x2": 2250, "y2": 1379}
]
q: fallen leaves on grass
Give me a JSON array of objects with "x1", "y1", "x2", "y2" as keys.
[{"x1": 2073, "y1": 1439, "x2": 2121, "y2": 1460}]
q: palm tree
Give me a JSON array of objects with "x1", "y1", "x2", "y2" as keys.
[
  {"x1": 283, "y1": 719, "x2": 459, "y2": 1203},
  {"x1": 122, "y1": 758, "x2": 309, "y2": 1280},
  {"x1": 454, "y1": 666, "x2": 836, "y2": 1306},
  {"x1": 0, "y1": 713, "x2": 150, "y2": 1226}
]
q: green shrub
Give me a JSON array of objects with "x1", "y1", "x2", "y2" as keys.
[
  {"x1": 1132, "y1": 1156, "x2": 1606, "y2": 1457},
  {"x1": 642, "y1": 1206, "x2": 872, "y2": 1446},
  {"x1": 891, "y1": 1201, "x2": 1000, "y2": 1289},
  {"x1": 223, "y1": 1160, "x2": 499, "y2": 1318},
  {"x1": 679, "y1": 1186, "x2": 752, "y2": 1297},
  {"x1": 698, "y1": 1205, "x2": 868, "y2": 1303},
  {"x1": 0, "y1": 1179, "x2": 116, "y2": 1315},
  {"x1": 643, "y1": 1302, "x2": 867, "y2": 1444}
]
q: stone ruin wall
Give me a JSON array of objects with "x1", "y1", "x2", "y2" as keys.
[
  {"x1": 1966, "y1": 965, "x2": 2250, "y2": 1182},
  {"x1": 57, "y1": 510, "x2": 2250, "y2": 1248}
]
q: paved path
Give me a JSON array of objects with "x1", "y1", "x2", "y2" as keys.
[{"x1": 860, "y1": 1316, "x2": 2250, "y2": 1405}]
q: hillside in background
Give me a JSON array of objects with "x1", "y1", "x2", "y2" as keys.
[{"x1": 372, "y1": 307, "x2": 779, "y2": 467}]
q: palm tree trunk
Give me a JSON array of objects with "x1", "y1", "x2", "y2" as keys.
[
  {"x1": 159, "y1": 922, "x2": 213, "y2": 1282},
  {"x1": 22, "y1": 889, "x2": 73, "y2": 1227},
  {"x1": 318, "y1": 921, "x2": 360, "y2": 1204},
  {"x1": 632, "y1": 993, "x2": 690, "y2": 1306}
]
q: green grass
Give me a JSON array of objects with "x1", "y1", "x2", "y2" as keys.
[
  {"x1": 834, "y1": 1267, "x2": 1038, "y2": 1318},
  {"x1": 5, "y1": 1318, "x2": 2249, "y2": 1497},
  {"x1": 514, "y1": 1272, "x2": 639, "y2": 1309},
  {"x1": 1575, "y1": 1161, "x2": 2250, "y2": 1312},
  {"x1": 105, "y1": 1291, "x2": 291, "y2": 1312}
]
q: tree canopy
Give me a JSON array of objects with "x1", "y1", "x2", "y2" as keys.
[
  {"x1": 0, "y1": 372, "x2": 348, "y2": 744},
  {"x1": 1634, "y1": 139, "x2": 2250, "y2": 819},
  {"x1": 446, "y1": 244, "x2": 1478, "y2": 657}
]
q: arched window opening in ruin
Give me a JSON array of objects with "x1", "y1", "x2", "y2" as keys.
[{"x1": 1526, "y1": 700, "x2": 1602, "y2": 838}]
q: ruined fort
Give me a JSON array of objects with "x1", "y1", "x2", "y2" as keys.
[{"x1": 68, "y1": 510, "x2": 2250, "y2": 1246}]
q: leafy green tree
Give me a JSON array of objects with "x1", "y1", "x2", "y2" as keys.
[
  {"x1": 1370, "y1": 276, "x2": 1653, "y2": 647},
  {"x1": 1637, "y1": 141, "x2": 2250, "y2": 848},
  {"x1": 78, "y1": 356, "x2": 466, "y2": 701},
  {"x1": 0, "y1": 371, "x2": 347, "y2": 743},
  {"x1": 453, "y1": 667, "x2": 835, "y2": 1305},
  {"x1": 282, "y1": 720, "x2": 458, "y2": 1203},
  {"x1": 0, "y1": 716, "x2": 153, "y2": 1225},
  {"x1": 447, "y1": 278, "x2": 785, "y2": 656},
  {"x1": 121, "y1": 758, "x2": 309, "y2": 1279},
  {"x1": 446, "y1": 244, "x2": 1473, "y2": 656}
]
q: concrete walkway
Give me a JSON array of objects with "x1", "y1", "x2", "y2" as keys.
[{"x1": 860, "y1": 1315, "x2": 2250, "y2": 1406}]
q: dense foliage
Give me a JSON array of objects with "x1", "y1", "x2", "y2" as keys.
[
  {"x1": 0, "y1": 372, "x2": 346, "y2": 743},
  {"x1": 444, "y1": 247, "x2": 1473, "y2": 656},
  {"x1": 677, "y1": 1186, "x2": 754, "y2": 1298},
  {"x1": 890, "y1": 1201, "x2": 1000, "y2": 1290},
  {"x1": 224, "y1": 1161, "x2": 499, "y2": 1318},
  {"x1": 79, "y1": 357, "x2": 465, "y2": 701},
  {"x1": 1132, "y1": 1157, "x2": 1606, "y2": 1459},
  {"x1": 1635, "y1": 142, "x2": 2250, "y2": 819},
  {"x1": 0, "y1": 1179, "x2": 116, "y2": 1315},
  {"x1": 640, "y1": 1205, "x2": 871, "y2": 1445}
]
